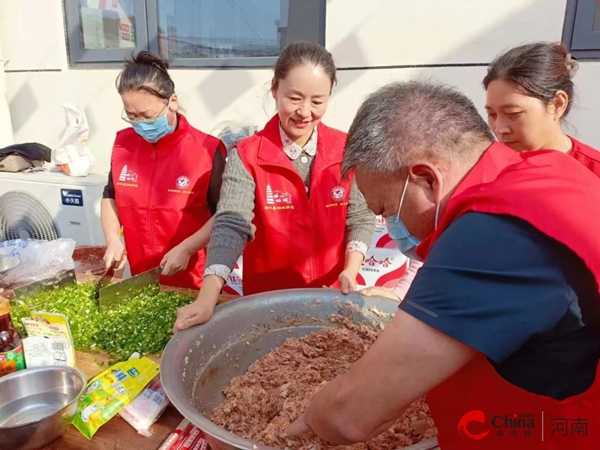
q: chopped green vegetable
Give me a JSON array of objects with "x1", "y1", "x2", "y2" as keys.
[{"x1": 10, "y1": 283, "x2": 193, "y2": 361}]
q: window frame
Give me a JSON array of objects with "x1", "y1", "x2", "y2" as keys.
[
  {"x1": 65, "y1": 0, "x2": 149, "y2": 64},
  {"x1": 563, "y1": 0, "x2": 600, "y2": 59},
  {"x1": 65, "y1": 0, "x2": 327, "y2": 68}
]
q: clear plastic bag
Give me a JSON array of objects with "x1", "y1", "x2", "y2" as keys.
[
  {"x1": 118, "y1": 374, "x2": 170, "y2": 436},
  {"x1": 0, "y1": 238, "x2": 76, "y2": 287}
]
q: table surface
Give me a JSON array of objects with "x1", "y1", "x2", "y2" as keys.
[{"x1": 38, "y1": 290, "x2": 236, "y2": 450}]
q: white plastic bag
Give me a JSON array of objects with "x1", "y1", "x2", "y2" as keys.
[
  {"x1": 54, "y1": 104, "x2": 95, "y2": 177},
  {"x1": 0, "y1": 238, "x2": 76, "y2": 286}
]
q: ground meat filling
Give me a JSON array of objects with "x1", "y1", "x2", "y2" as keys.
[{"x1": 211, "y1": 316, "x2": 437, "y2": 449}]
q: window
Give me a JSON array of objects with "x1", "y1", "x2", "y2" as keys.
[
  {"x1": 65, "y1": 0, "x2": 326, "y2": 67},
  {"x1": 65, "y1": 0, "x2": 149, "y2": 63},
  {"x1": 563, "y1": 0, "x2": 600, "y2": 59}
]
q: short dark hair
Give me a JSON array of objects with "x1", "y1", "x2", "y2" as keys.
[
  {"x1": 342, "y1": 80, "x2": 494, "y2": 177},
  {"x1": 116, "y1": 51, "x2": 175, "y2": 100},
  {"x1": 273, "y1": 41, "x2": 337, "y2": 89},
  {"x1": 483, "y1": 42, "x2": 576, "y2": 117}
]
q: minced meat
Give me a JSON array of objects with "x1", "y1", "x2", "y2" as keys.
[{"x1": 211, "y1": 315, "x2": 437, "y2": 449}]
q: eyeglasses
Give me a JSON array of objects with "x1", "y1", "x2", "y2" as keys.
[{"x1": 121, "y1": 100, "x2": 170, "y2": 125}]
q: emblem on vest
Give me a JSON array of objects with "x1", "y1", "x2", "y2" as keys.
[
  {"x1": 265, "y1": 184, "x2": 294, "y2": 210},
  {"x1": 117, "y1": 165, "x2": 138, "y2": 187},
  {"x1": 176, "y1": 176, "x2": 190, "y2": 189},
  {"x1": 331, "y1": 186, "x2": 346, "y2": 201},
  {"x1": 326, "y1": 185, "x2": 349, "y2": 208},
  {"x1": 168, "y1": 175, "x2": 193, "y2": 195}
]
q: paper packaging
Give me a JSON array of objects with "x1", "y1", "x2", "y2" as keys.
[
  {"x1": 54, "y1": 103, "x2": 96, "y2": 177},
  {"x1": 118, "y1": 374, "x2": 170, "y2": 436},
  {"x1": 159, "y1": 419, "x2": 209, "y2": 450},
  {"x1": 170, "y1": 423, "x2": 194, "y2": 450},
  {"x1": 357, "y1": 247, "x2": 407, "y2": 289},
  {"x1": 223, "y1": 256, "x2": 243, "y2": 296},
  {"x1": 191, "y1": 434, "x2": 208, "y2": 450},
  {"x1": 356, "y1": 215, "x2": 408, "y2": 288},
  {"x1": 22, "y1": 336, "x2": 72, "y2": 368},
  {"x1": 21, "y1": 311, "x2": 76, "y2": 368},
  {"x1": 158, "y1": 419, "x2": 189, "y2": 450},
  {"x1": 179, "y1": 427, "x2": 204, "y2": 450}
]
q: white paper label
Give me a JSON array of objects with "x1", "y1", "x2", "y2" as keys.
[{"x1": 23, "y1": 336, "x2": 73, "y2": 368}]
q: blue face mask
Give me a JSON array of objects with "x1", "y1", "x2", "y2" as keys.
[
  {"x1": 131, "y1": 103, "x2": 175, "y2": 143},
  {"x1": 385, "y1": 175, "x2": 422, "y2": 260},
  {"x1": 386, "y1": 173, "x2": 445, "y2": 262},
  {"x1": 386, "y1": 215, "x2": 422, "y2": 259}
]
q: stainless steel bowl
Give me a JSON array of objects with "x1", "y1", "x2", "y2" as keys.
[
  {"x1": 161, "y1": 288, "x2": 439, "y2": 450},
  {"x1": 0, "y1": 366, "x2": 87, "y2": 450}
]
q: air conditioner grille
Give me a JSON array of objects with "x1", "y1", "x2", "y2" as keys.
[{"x1": 0, "y1": 191, "x2": 60, "y2": 241}]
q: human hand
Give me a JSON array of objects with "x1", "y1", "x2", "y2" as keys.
[
  {"x1": 172, "y1": 296, "x2": 216, "y2": 333},
  {"x1": 103, "y1": 239, "x2": 127, "y2": 271},
  {"x1": 160, "y1": 244, "x2": 193, "y2": 276},
  {"x1": 337, "y1": 269, "x2": 358, "y2": 295},
  {"x1": 287, "y1": 412, "x2": 312, "y2": 437},
  {"x1": 358, "y1": 286, "x2": 400, "y2": 302}
]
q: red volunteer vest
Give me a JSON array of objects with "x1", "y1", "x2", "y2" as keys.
[
  {"x1": 416, "y1": 143, "x2": 600, "y2": 449},
  {"x1": 236, "y1": 116, "x2": 351, "y2": 295},
  {"x1": 112, "y1": 114, "x2": 222, "y2": 289},
  {"x1": 570, "y1": 136, "x2": 600, "y2": 178}
]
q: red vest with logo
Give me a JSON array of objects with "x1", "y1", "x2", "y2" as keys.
[
  {"x1": 112, "y1": 114, "x2": 222, "y2": 289},
  {"x1": 236, "y1": 116, "x2": 351, "y2": 295},
  {"x1": 570, "y1": 136, "x2": 600, "y2": 178},
  {"x1": 416, "y1": 142, "x2": 600, "y2": 449}
]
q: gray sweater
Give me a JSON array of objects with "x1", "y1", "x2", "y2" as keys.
[{"x1": 205, "y1": 147, "x2": 376, "y2": 278}]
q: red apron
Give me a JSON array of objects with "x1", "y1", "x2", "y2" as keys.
[
  {"x1": 236, "y1": 115, "x2": 351, "y2": 295},
  {"x1": 112, "y1": 114, "x2": 223, "y2": 289},
  {"x1": 415, "y1": 142, "x2": 600, "y2": 449},
  {"x1": 570, "y1": 136, "x2": 600, "y2": 178}
]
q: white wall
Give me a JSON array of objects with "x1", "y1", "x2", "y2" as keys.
[
  {"x1": 2, "y1": 0, "x2": 599, "y2": 175},
  {"x1": 0, "y1": 37, "x2": 13, "y2": 147}
]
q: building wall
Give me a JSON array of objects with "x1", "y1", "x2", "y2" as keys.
[{"x1": 2, "y1": 0, "x2": 599, "y2": 174}]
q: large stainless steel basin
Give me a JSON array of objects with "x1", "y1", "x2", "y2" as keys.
[{"x1": 161, "y1": 288, "x2": 439, "y2": 450}]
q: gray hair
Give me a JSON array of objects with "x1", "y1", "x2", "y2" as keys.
[{"x1": 342, "y1": 80, "x2": 494, "y2": 177}]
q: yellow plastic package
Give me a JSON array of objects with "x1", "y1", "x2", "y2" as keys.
[{"x1": 73, "y1": 357, "x2": 160, "y2": 439}]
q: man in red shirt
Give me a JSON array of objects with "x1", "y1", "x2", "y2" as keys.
[{"x1": 289, "y1": 81, "x2": 600, "y2": 449}]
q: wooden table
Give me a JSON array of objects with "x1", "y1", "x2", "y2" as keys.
[{"x1": 39, "y1": 292, "x2": 237, "y2": 450}]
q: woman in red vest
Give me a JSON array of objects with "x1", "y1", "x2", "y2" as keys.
[
  {"x1": 174, "y1": 42, "x2": 375, "y2": 331},
  {"x1": 484, "y1": 42, "x2": 600, "y2": 175},
  {"x1": 101, "y1": 51, "x2": 225, "y2": 289},
  {"x1": 290, "y1": 81, "x2": 600, "y2": 449}
]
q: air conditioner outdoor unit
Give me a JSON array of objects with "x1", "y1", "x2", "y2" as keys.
[{"x1": 0, "y1": 171, "x2": 107, "y2": 246}]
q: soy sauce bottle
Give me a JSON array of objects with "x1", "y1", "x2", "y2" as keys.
[{"x1": 0, "y1": 297, "x2": 25, "y2": 377}]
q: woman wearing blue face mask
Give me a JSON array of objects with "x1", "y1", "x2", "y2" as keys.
[
  {"x1": 359, "y1": 174, "x2": 425, "y2": 301},
  {"x1": 100, "y1": 51, "x2": 226, "y2": 289}
]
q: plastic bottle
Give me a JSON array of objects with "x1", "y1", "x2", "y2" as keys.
[{"x1": 0, "y1": 297, "x2": 25, "y2": 377}]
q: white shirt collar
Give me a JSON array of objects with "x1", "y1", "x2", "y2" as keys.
[{"x1": 279, "y1": 122, "x2": 318, "y2": 160}]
